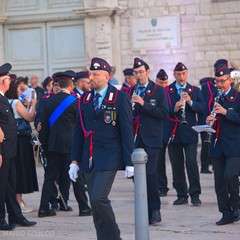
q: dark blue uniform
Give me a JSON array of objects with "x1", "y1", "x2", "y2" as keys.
[
  {"x1": 165, "y1": 81, "x2": 204, "y2": 203},
  {"x1": 71, "y1": 84, "x2": 134, "y2": 240},
  {"x1": 0, "y1": 94, "x2": 34, "y2": 228},
  {"x1": 129, "y1": 80, "x2": 169, "y2": 220},
  {"x1": 199, "y1": 79, "x2": 217, "y2": 172},
  {"x1": 209, "y1": 87, "x2": 240, "y2": 219},
  {"x1": 39, "y1": 91, "x2": 78, "y2": 212}
]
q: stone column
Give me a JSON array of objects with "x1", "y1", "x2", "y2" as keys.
[
  {"x1": 74, "y1": 0, "x2": 126, "y2": 83},
  {"x1": 0, "y1": 0, "x2": 7, "y2": 63}
]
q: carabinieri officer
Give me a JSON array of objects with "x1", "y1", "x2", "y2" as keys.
[{"x1": 69, "y1": 57, "x2": 134, "y2": 240}]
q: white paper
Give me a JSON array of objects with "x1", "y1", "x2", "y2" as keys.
[{"x1": 192, "y1": 125, "x2": 216, "y2": 133}]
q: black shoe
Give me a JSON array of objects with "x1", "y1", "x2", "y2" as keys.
[
  {"x1": 50, "y1": 203, "x2": 59, "y2": 211},
  {"x1": 9, "y1": 217, "x2": 36, "y2": 227},
  {"x1": 159, "y1": 191, "x2": 168, "y2": 197},
  {"x1": 38, "y1": 209, "x2": 57, "y2": 218},
  {"x1": 233, "y1": 210, "x2": 240, "y2": 222},
  {"x1": 59, "y1": 206, "x2": 73, "y2": 212},
  {"x1": 191, "y1": 198, "x2": 202, "y2": 206},
  {"x1": 173, "y1": 197, "x2": 188, "y2": 205},
  {"x1": 216, "y1": 216, "x2": 234, "y2": 225},
  {"x1": 200, "y1": 168, "x2": 212, "y2": 174},
  {"x1": 0, "y1": 222, "x2": 15, "y2": 231},
  {"x1": 79, "y1": 208, "x2": 92, "y2": 216},
  {"x1": 149, "y1": 210, "x2": 161, "y2": 225}
]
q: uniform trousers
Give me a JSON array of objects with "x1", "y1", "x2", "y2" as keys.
[
  {"x1": 168, "y1": 143, "x2": 201, "y2": 200},
  {"x1": 212, "y1": 156, "x2": 240, "y2": 214},
  {"x1": 200, "y1": 132, "x2": 211, "y2": 170},
  {"x1": 72, "y1": 170, "x2": 90, "y2": 211},
  {"x1": 39, "y1": 152, "x2": 70, "y2": 210},
  {"x1": 0, "y1": 158, "x2": 23, "y2": 224},
  {"x1": 84, "y1": 167, "x2": 121, "y2": 240},
  {"x1": 157, "y1": 143, "x2": 169, "y2": 193}
]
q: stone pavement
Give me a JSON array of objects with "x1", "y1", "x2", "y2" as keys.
[{"x1": 1, "y1": 148, "x2": 240, "y2": 240}]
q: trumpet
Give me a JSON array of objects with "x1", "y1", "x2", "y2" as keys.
[
  {"x1": 132, "y1": 79, "x2": 140, "y2": 109},
  {"x1": 204, "y1": 89, "x2": 221, "y2": 144},
  {"x1": 231, "y1": 70, "x2": 240, "y2": 92},
  {"x1": 179, "y1": 85, "x2": 187, "y2": 124}
]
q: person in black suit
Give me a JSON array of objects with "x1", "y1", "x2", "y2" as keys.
[
  {"x1": 69, "y1": 57, "x2": 134, "y2": 240},
  {"x1": 120, "y1": 68, "x2": 136, "y2": 93},
  {"x1": 38, "y1": 70, "x2": 78, "y2": 217},
  {"x1": 206, "y1": 59, "x2": 240, "y2": 225},
  {"x1": 155, "y1": 69, "x2": 170, "y2": 197},
  {"x1": 165, "y1": 62, "x2": 205, "y2": 206},
  {"x1": 129, "y1": 58, "x2": 169, "y2": 224},
  {"x1": 0, "y1": 63, "x2": 36, "y2": 230},
  {"x1": 73, "y1": 71, "x2": 90, "y2": 98},
  {"x1": 199, "y1": 77, "x2": 216, "y2": 174}
]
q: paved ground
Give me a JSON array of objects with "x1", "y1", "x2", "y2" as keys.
[{"x1": 1, "y1": 147, "x2": 240, "y2": 240}]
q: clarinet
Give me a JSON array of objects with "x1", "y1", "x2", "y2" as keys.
[
  {"x1": 179, "y1": 84, "x2": 187, "y2": 124},
  {"x1": 132, "y1": 79, "x2": 140, "y2": 109},
  {"x1": 204, "y1": 89, "x2": 221, "y2": 144}
]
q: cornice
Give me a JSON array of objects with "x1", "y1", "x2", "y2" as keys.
[
  {"x1": 0, "y1": 16, "x2": 7, "y2": 24},
  {"x1": 73, "y1": 7, "x2": 127, "y2": 18}
]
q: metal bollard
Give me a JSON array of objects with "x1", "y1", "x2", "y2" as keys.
[{"x1": 131, "y1": 148, "x2": 149, "y2": 240}]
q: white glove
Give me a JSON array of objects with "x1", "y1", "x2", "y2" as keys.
[
  {"x1": 68, "y1": 163, "x2": 79, "y2": 182},
  {"x1": 125, "y1": 166, "x2": 134, "y2": 178}
]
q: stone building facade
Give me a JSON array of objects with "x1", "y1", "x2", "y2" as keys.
[{"x1": 0, "y1": 0, "x2": 239, "y2": 84}]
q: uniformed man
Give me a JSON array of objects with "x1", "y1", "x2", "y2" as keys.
[
  {"x1": 206, "y1": 59, "x2": 240, "y2": 225},
  {"x1": 0, "y1": 63, "x2": 36, "y2": 230},
  {"x1": 73, "y1": 71, "x2": 90, "y2": 98},
  {"x1": 69, "y1": 57, "x2": 134, "y2": 240},
  {"x1": 199, "y1": 77, "x2": 216, "y2": 174},
  {"x1": 121, "y1": 68, "x2": 136, "y2": 92},
  {"x1": 156, "y1": 69, "x2": 169, "y2": 88},
  {"x1": 38, "y1": 70, "x2": 78, "y2": 217},
  {"x1": 129, "y1": 58, "x2": 169, "y2": 224},
  {"x1": 155, "y1": 69, "x2": 169, "y2": 197},
  {"x1": 165, "y1": 62, "x2": 204, "y2": 206}
]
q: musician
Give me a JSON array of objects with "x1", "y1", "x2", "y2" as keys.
[
  {"x1": 121, "y1": 68, "x2": 136, "y2": 92},
  {"x1": 165, "y1": 62, "x2": 204, "y2": 206},
  {"x1": 199, "y1": 77, "x2": 216, "y2": 173},
  {"x1": 155, "y1": 69, "x2": 169, "y2": 197},
  {"x1": 130, "y1": 58, "x2": 169, "y2": 224},
  {"x1": 0, "y1": 63, "x2": 36, "y2": 230},
  {"x1": 69, "y1": 57, "x2": 134, "y2": 240},
  {"x1": 206, "y1": 59, "x2": 240, "y2": 225}
]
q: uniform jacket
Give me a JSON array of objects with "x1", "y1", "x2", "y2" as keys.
[
  {"x1": 199, "y1": 79, "x2": 217, "y2": 125},
  {"x1": 129, "y1": 80, "x2": 169, "y2": 148},
  {"x1": 209, "y1": 87, "x2": 240, "y2": 158},
  {"x1": 0, "y1": 94, "x2": 17, "y2": 158},
  {"x1": 39, "y1": 92, "x2": 78, "y2": 154},
  {"x1": 71, "y1": 84, "x2": 134, "y2": 172},
  {"x1": 165, "y1": 81, "x2": 205, "y2": 144}
]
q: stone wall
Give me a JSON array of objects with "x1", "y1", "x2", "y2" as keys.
[
  {"x1": 118, "y1": 0, "x2": 240, "y2": 85},
  {"x1": 0, "y1": 0, "x2": 239, "y2": 85}
]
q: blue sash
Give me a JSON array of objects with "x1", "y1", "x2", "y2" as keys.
[{"x1": 49, "y1": 95, "x2": 76, "y2": 127}]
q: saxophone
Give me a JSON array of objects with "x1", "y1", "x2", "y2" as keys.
[{"x1": 231, "y1": 70, "x2": 240, "y2": 92}]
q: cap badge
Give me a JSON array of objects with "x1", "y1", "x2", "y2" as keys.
[
  {"x1": 138, "y1": 62, "x2": 141, "y2": 65},
  {"x1": 220, "y1": 71, "x2": 223, "y2": 76},
  {"x1": 93, "y1": 63, "x2": 100, "y2": 69}
]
